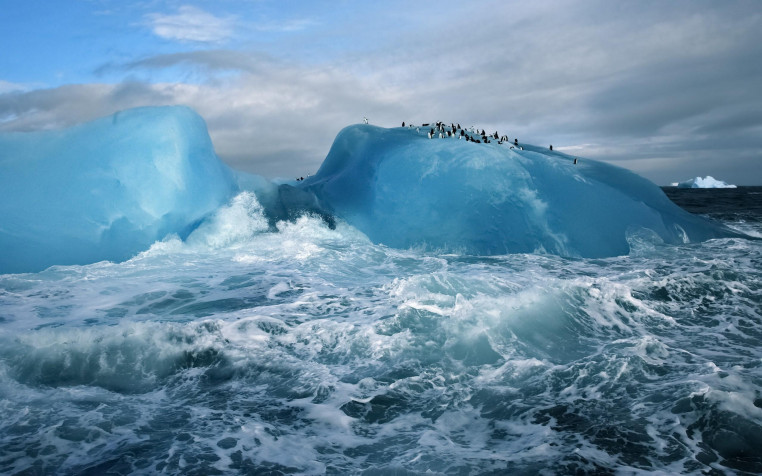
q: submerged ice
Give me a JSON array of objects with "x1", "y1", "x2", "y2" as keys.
[{"x1": 0, "y1": 107, "x2": 742, "y2": 273}]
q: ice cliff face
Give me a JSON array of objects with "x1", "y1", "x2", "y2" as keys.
[
  {"x1": 0, "y1": 109, "x2": 742, "y2": 273},
  {"x1": 0, "y1": 107, "x2": 238, "y2": 273},
  {"x1": 303, "y1": 124, "x2": 738, "y2": 257}
]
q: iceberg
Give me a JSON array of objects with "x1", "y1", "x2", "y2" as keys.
[
  {"x1": 0, "y1": 106, "x2": 238, "y2": 274},
  {"x1": 0, "y1": 109, "x2": 744, "y2": 273},
  {"x1": 0, "y1": 106, "x2": 330, "y2": 274},
  {"x1": 302, "y1": 124, "x2": 740, "y2": 257},
  {"x1": 676, "y1": 176, "x2": 737, "y2": 189}
]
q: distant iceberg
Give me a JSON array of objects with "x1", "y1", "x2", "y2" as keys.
[
  {"x1": 676, "y1": 176, "x2": 737, "y2": 189},
  {"x1": 0, "y1": 108, "x2": 744, "y2": 273}
]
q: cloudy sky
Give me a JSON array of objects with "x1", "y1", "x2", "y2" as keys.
[{"x1": 1, "y1": 0, "x2": 760, "y2": 185}]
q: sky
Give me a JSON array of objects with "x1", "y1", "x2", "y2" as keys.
[{"x1": 1, "y1": 0, "x2": 761, "y2": 185}]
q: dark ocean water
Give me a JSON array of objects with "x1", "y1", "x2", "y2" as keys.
[
  {"x1": 663, "y1": 186, "x2": 762, "y2": 224},
  {"x1": 0, "y1": 188, "x2": 761, "y2": 475}
]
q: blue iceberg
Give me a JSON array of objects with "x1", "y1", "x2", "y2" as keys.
[
  {"x1": 0, "y1": 109, "x2": 743, "y2": 273},
  {"x1": 0, "y1": 106, "x2": 238, "y2": 273},
  {"x1": 303, "y1": 124, "x2": 740, "y2": 257},
  {"x1": 676, "y1": 176, "x2": 737, "y2": 189}
]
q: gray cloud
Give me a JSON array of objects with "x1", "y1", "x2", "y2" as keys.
[{"x1": 2, "y1": 0, "x2": 761, "y2": 185}]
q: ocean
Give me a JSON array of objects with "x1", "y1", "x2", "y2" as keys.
[{"x1": 1, "y1": 187, "x2": 760, "y2": 475}]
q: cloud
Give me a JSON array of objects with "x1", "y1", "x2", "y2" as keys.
[
  {"x1": 254, "y1": 18, "x2": 316, "y2": 33},
  {"x1": 123, "y1": 50, "x2": 277, "y2": 74},
  {"x1": 145, "y1": 6, "x2": 236, "y2": 43},
  {"x1": 3, "y1": 0, "x2": 761, "y2": 185},
  {"x1": 0, "y1": 80, "x2": 27, "y2": 94},
  {"x1": 0, "y1": 60, "x2": 405, "y2": 178}
]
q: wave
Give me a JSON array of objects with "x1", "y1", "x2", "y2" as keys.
[{"x1": 1, "y1": 222, "x2": 761, "y2": 472}]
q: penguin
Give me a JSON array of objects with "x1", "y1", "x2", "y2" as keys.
[
  {"x1": 364, "y1": 117, "x2": 368, "y2": 124},
  {"x1": 549, "y1": 145, "x2": 553, "y2": 151},
  {"x1": 402, "y1": 121, "x2": 405, "y2": 127},
  {"x1": 428, "y1": 131, "x2": 433, "y2": 139},
  {"x1": 574, "y1": 158, "x2": 578, "y2": 165},
  {"x1": 514, "y1": 138, "x2": 518, "y2": 145}
]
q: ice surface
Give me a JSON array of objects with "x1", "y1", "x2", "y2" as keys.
[
  {"x1": 0, "y1": 106, "x2": 238, "y2": 273},
  {"x1": 303, "y1": 124, "x2": 740, "y2": 257},
  {"x1": 0, "y1": 111, "x2": 743, "y2": 273},
  {"x1": 677, "y1": 175, "x2": 737, "y2": 189}
]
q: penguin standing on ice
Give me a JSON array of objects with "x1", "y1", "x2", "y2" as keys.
[
  {"x1": 402, "y1": 121, "x2": 405, "y2": 127},
  {"x1": 549, "y1": 145, "x2": 553, "y2": 151},
  {"x1": 573, "y1": 158, "x2": 578, "y2": 165},
  {"x1": 364, "y1": 117, "x2": 368, "y2": 124}
]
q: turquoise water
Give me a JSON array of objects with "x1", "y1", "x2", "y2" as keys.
[{"x1": 1, "y1": 189, "x2": 760, "y2": 474}]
